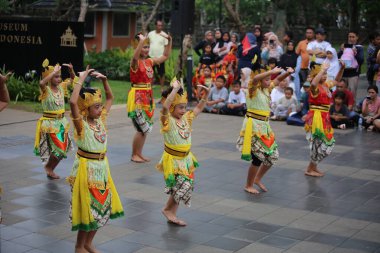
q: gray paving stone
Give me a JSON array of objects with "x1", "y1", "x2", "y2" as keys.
[
  {"x1": 202, "y1": 236, "x2": 251, "y2": 251},
  {"x1": 259, "y1": 235, "x2": 299, "y2": 249},
  {"x1": 1, "y1": 80, "x2": 379, "y2": 253},
  {"x1": 224, "y1": 228, "x2": 268, "y2": 242},
  {"x1": 10, "y1": 233, "x2": 59, "y2": 248}
]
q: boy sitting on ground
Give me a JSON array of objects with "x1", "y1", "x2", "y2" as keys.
[
  {"x1": 204, "y1": 75, "x2": 229, "y2": 113},
  {"x1": 220, "y1": 80, "x2": 246, "y2": 116}
]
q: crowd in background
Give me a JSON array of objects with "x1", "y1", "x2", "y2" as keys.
[{"x1": 191, "y1": 26, "x2": 380, "y2": 132}]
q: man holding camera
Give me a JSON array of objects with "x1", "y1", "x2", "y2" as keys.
[{"x1": 338, "y1": 31, "x2": 364, "y2": 102}]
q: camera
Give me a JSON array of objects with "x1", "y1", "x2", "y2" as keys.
[
  {"x1": 344, "y1": 43, "x2": 353, "y2": 48},
  {"x1": 366, "y1": 96, "x2": 371, "y2": 100},
  {"x1": 269, "y1": 39, "x2": 274, "y2": 45}
]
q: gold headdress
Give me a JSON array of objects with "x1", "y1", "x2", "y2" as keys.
[
  {"x1": 41, "y1": 58, "x2": 60, "y2": 79},
  {"x1": 131, "y1": 32, "x2": 150, "y2": 49},
  {"x1": 77, "y1": 88, "x2": 102, "y2": 116},
  {"x1": 171, "y1": 78, "x2": 187, "y2": 107},
  {"x1": 309, "y1": 63, "x2": 322, "y2": 79}
]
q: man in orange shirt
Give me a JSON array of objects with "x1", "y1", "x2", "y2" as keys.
[{"x1": 296, "y1": 27, "x2": 315, "y2": 86}]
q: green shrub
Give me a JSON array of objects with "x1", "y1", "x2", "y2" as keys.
[
  {"x1": 2, "y1": 68, "x2": 40, "y2": 103},
  {"x1": 84, "y1": 47, "x2": 133, "y2": 80}
]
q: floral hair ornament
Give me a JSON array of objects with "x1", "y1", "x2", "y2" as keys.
[
  {"x1": 41, "y1": 58, "x2": 60, "y2": 79},
  {"x1": 77, "y1": 87, "x2": 102, "y2": 116},
  {"x1": 131, "y1": 32, "x2": 150, "y2": 49}
]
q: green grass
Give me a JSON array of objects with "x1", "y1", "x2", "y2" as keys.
[{"x1": 91, "y1": 79, "x2": 163, "y2": 104}]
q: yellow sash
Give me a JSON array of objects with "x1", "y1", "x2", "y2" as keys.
[
  {"x1": 126, "y1": 86, "x2": 155, "y2": 113},
  {"x1": 34, "y1": 109, "x2": 65, "y2": 154},
  {"x1": 241, "y1": 109, "x2": 270, "y2": 160},
  {"x1": 71, "y1": 156, "x2": 124, "y2": 231}
]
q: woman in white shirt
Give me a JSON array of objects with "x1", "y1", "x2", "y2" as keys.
[{"x1": 213, "y1": 32, "x2": 233, "y2": 62}]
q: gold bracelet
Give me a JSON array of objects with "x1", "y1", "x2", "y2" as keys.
[
  {"x1": 200, "y1": 98, "x2": 207, "y2": 103},
  {"x1": 74, "y1": 82, "x2": 83, "y2": 86}
]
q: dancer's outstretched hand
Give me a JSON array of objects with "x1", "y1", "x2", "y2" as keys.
[
  {"x1": 91, "y1": 71, "x2": 107, "y2": 81},
  {"x1": 286, "y1": 67, "x2": 295, "y2": 74},
  {"x1": 271, "y1": 66, "x2": 282, "y2": 74}
]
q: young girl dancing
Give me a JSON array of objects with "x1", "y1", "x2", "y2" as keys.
[
  {"x1": 237, "y1": 66, "x2": 285, "y2": 194},
  {"x1": 68, "y1": 67, "x2": 124, "y2": 253},
  {"x1": 127, "y1": 33, "x2": 172, "y2": 163},
  {"x1": 157, "y1": 78, "x2": 209, "y2": 226},
  {"x1": 304, "y1": 61, "x2": 344, "y2": 176},
  {"x1": 34, "y1": 59, "x2": 76, "y2": 179}
]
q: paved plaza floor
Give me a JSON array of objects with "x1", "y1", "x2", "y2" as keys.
[{"x1": 1, "y1": 82, "x2": 380, "y2": 253}]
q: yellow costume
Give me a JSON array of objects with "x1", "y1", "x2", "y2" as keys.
[{"x1": 67, "y1": 88, "x2": 123, "y2": 231}]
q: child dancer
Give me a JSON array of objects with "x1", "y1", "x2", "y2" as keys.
[
  {"x1": 34, "y1": 59, "x2": 76, "y2": 179},
  {"x1": 68, "y1": 67, "x2": 124, "y2": 253},
  {"x1": 157, "y1": 78, "x2": 209, "y2": 226},
  {"x1": 127, "y1": 33, "x2": 172, "y2": 163},
  {"x1": 237, "y1": 67, "x2": 282, "y2": 194},
  {"x1": 304, "y1": 62, "x2": 344, "y2": 176}
]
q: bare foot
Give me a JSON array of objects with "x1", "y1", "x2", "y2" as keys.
[
  {"x1": 313, "y1": 167, "x2": 325, "y2": 176},
  {"x1": 45, "y1": 167, "x2": 60, "y2": 180},
  {"x1": 85, "y1": 244, "x2": 101, "y2": 253},
  {"x1": 168, "y1": 218, "x2": 187, "y2": 226},
  {"x1": 244, "y1": 186, "x2": 260, "y2": 194},
  {"x1": 254, "y1": 180, "x2": 268, "y2": 192},
  {"x1": 305, "y1": 171, "x2": 323, "y2": 177},
  {"x1": 75, "y1": 247, "x2": 88, "y2": 253},
  {"x1": 131, "y1": 155, "x2": 145, "y2": 163},
  {"x1": 138, "y1": 154, "x2": 151, "y2": 162},
  {"x1": 162, "y1": 209, "x2": 186, "y2": 226}
]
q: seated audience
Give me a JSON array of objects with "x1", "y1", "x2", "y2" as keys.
[
  {"x1": 329, "y1": 91, "x2": 353, "y2": 129},
  {"x1": 204, "y1": 75, "x2": 229, "y2": 113},
  {"x1": 271, "y1": 87, "x2": 297, "y2": 120},
  {"x1": 361, "y1": 85, "x2": 380, "y2": 131},
  {"x1": 220, "y1": 80, "x2": 246, "y2": 116}
]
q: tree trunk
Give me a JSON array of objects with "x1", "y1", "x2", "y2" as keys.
[
  {"x1": 78, "y1": 0, "x2": 88, "y2": 22},
  {"x1": 223, "y1": 0, "x2": 245, "y2": 33},
  {"x1": 272, "y1": 0, "x2": 288, "y2": 40},
  {"x1": 175, "y1": 35, "x2": 192, "y2": 75},
  {"x1": 348, "y1": 0, "x2": 358, "y2": 31},
  {"x1": 141, "y1": 0, "x2": 163, "y2": 34}
]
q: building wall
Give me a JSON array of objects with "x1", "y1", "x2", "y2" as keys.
[
  {"x1": 84, "y1": 13, "x2": 103, "y2": 52},
  {"x1": 84, "y1": 12, "x2": 137, "y2": 52}
]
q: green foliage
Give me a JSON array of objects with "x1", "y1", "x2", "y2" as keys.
[
  {"x1": 84, "y1": 47, "x2": 134, "y2": 80},
  {"x1": 1, "y1": 68, "x2": 40, "y2": 103},
  {"x1": 0, "y1": 0, "x2": 11, "y2": 13}
]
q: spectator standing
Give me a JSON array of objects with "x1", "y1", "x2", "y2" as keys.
[
  {"x1": 231, "y1": 33, "x2": 240, "y2": 47},
  {"x1": 338, "y1": 31, "x2": 364, "y2": 102},
  {"x1": 307, "y1": 28, "x2": 331, "y2": 65},
  {"x1": 237, "y1": 33, "x2": 260, "y2": 73},
  {"x1": 199, "y1": 42, "x2": 216, "y2": 66},
  {"x1": 148, "y1": 20, "x2": 169, "y2": 92},
  {"x1": 279, "y1": 40, "x2": 298, "y2": 69},
  {"x1": 324, "y1": 47, "x2": 340, "y2": 81},
  {"x1": 296, "y1": 27, "x2": 315, "y2": 86},
  {"x1": 253, "y1": 27, "x2": 264, "y2": 49},
  {"x1": 213, "y1": 32, "x2": 233, "y2": 61},
  {"x1": 194, "y1": 30, "x2": 216, "y2": 57},
  {"x1": 282, "y1": 31, "x2": 294, "y2": 51},
  {"x1": 366, "y1": 32, "x2": 380, "y2": 85},
  {"x1": 261, "y1": 33, "x2": 283, "y2": 64}
]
